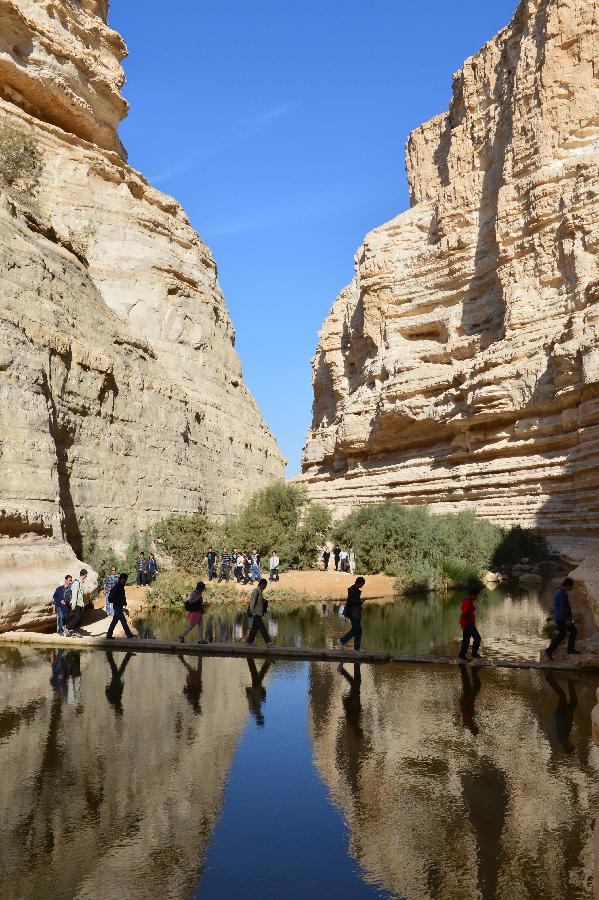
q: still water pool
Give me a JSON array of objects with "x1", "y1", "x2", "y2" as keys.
[
  {"x1": 136, "y1": 583, "x2": 552, "y2": 662},
  {"x1": 1, "y1": 646, "x2": 598, "y2": 899}
]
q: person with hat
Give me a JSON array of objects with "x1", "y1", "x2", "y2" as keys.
[{"x1": 179, "y1": 581, "x2": 208, "y2": 644}]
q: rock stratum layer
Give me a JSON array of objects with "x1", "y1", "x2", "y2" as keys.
[
  {"x1": 301, "y1": 0, "x2": 599, "y2": 545},
  {"x1": 0, "y1": 1, "x2": 284, "y2": 626}
]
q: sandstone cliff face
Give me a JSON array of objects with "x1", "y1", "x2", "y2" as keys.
[
  {"x1": 301, "y1": 0, "x2": 599, "y2": 545},
  {"x1": 0, "y1": 1, "x2": 284, "y2": 627}
]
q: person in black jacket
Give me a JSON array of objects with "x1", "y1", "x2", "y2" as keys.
[
  {"x1": 106, "y1": 574, "x2": 135, "y2": 639},
  {"x1": 337, "y1": 577, "x2": 366, "y2": 651},
  {"x1": 136, "y1": 552, "x2": 147, "y2": 587},
  {"x1": 333, "y1": 546, "x2": 341, "y2": 571},
  {"x1": 546, "y1": 578, "x2": 579, "y2": 658}
]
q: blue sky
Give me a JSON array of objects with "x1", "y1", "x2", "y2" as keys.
[{"x1": 111, "y1": 0, "x2": 518, "y2": 475}]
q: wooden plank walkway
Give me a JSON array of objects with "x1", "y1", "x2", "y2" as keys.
[{"x1": 0, "y1": 630, "x2": 598, "y2": 671}]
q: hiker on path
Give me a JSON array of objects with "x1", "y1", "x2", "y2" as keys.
[
  {"x1": 136, "y1": 552, "x2": 147, "y2": 588},
  {"x1": 246, "y1": 579, "x2": 274, "y2": 646},
  {"x1": 66, "y1": 569, "x2": 88, "y2": 634},
  {"x1": 235, "y1": 551, "x2": 244, "y2": 583},
  {"x1": 179, "y1": 581, "x2": 207, "y2": 644},
  {"x1": 322, "y1": 548, "x2": 330, "y2": 570},
  {"x1": 206, "y1": 547, "x2": 218, "y2": 581},
  {"x1": 53, "y1": 575, "x2": 72, "y2": 635},
  {"x1": 339, "y1": 549, "x2": 349, "y2": 572},
  {"x1": 333, "y1": 546, "x2": 341, "y2": 571},
  {"x1": 146, "y1": 553, "x2": 158, "y2": 584},
  {"x1": 337, "y1": 577, "x2": 366, "y2": 652},
  {"x1": 546, "y1": 577, "x2": 580, "y2": 659},
  {"x1": 243, "y1": 551, "x2": 251, "y2": 584},
  {"x1": 458, "y1": 584, "x2": 482, "y2": 660},
  {"x1": 103, "y1": 565, "x2": 118, "y2": 616},
  {"x1": 269, "y1": 551, "x2": 280, "y2": 582},
  {"x1": 106, "y1": 573, "x2": 135, "y2": 640},
  {"x1": 250, "y1": 548, "x2": 261, "y2": 583},
  {"x1": 218, "y1": 549, "x2": 232, "y2": 582}
]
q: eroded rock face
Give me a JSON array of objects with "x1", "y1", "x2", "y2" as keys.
[
  {"x1": 0, "y1": 2, "x2": 284, "y2": 627},
  {"x1": 301, "y1": 0, "x2": 599, "y2": 545}
]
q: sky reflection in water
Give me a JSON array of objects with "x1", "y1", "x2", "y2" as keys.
[{"x1": 0, "y1": 646, "x2": 598, "y2": 899}]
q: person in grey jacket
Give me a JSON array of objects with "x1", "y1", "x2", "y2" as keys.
[
  {"x1": 66, "y1": 569, "x2": 88, "y2": 634},
  {"x1": 245, "y1": 579, "x2": 274, "y2": 646}
]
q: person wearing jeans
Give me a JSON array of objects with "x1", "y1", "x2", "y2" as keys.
[
  {"x1": 338, "y1": 577, "x2": 366, "y2": 652},
  {"x1": 53, "y1": 575, "x2": 72, "y2": 635},
  {"x1": 106, "y1": 573, "x2": 134, "y2": 640},
  {"x1": 546, "y1": 578, "x2": 579, "y2": 658},
  {"x1": 66, "y1": 569, "x2": 87, "y2": 634},
  {"x1": 246, "y1": 579, "x2": 274, "y2": 646}
]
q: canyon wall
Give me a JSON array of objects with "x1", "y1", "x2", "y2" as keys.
[
  {"x1": 0, "y1": 0, "x2": 284, "y2": 627},
  {"x1": 301, "y1": 0, "x2": 599, "y2": 548}
]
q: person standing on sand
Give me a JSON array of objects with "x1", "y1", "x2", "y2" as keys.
[
  {"x1": 250, "y1": 548, "x2": 261, "y2": 583},
  {"x1": 136, "y1": 552, "x2": 147, "y2": 588},
  {"x1": 243, "y1": 551, "x2": 251, "y2": 584},
  {"x1": 103, "y1": 565, "x2": 118, "y2": 616},
  {"x1": 146, "y1": 553, "x2": 158, "y2": 584},
  {"x1": 218, "y1": 549, "x2": 232, "y2": 582},
  {"x1": 235, "y1": 551, "x2": 244, "y2": 583},
  {"x1": 269, "y1": 551, "x2": 280, "y2": 582},
  {"x1": 546, "y1": 577, "x2": 580, "y2": 659},
  {"x1": 106, "y1": 573, "x2": 135, "y2": 640},
  {"x1": 337, "y1": 577, "x2": 366, "y2": 652},
  {"x1": 246, "y1": 579, "x2": 274, "y2": 646},
  {"x1": 179, "y1": 581, "x2": 207, "y2": 644},
  {"x1": 53, "y1": 575, "x2": 72, "y2": 635},
  {"x1": 333, "y1": 546, "x2": 341, "y2": 571},
  {"x1": 458, "y1": 584, "x2": 483, "y2": 660},
  {"x1": 339, "y1": 548, "x2": 349, "y2": 572},
  {"x1": 66, "y1": 569, "x2": 88, "y2": 634},
  {"x1": 322, "y1": 548, "x2": 330, "y2": 570},
  {"x1": 206, "y1": 547, "x2": 218, "y2": 581}
]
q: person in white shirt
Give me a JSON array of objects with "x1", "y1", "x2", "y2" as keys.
[
  {"x1": 235, "y1": 552, "x2": 244, "y2": 583},
  {"x1": 269, "y1": 552, "x2": 280, "y2": 583},
  {"x1": 349, "y1": 549, "x2": 356, "y2": 575},
  {"x1": 339, "y1": 549, "x2": 349, "y2": 572},
  {"x1": 66, "y1": 568, "x2": 87, "y2": 634}
]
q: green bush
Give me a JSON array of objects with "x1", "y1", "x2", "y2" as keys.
[
  {"x1": 153, "y1": 512, "x2": 220, "y2": 574},
  {"x1": 491, "y1": 525, "x2": 549, "y2": 567},
  {"x1": 147, "y1": 571, "x2": 195, "y2": 608},
  {"x1": 0, "y1": 126, "x2": 43, "y2": 196},
  {"x1": 80, "y1": 516, "x2": 153, "y2": 585}
]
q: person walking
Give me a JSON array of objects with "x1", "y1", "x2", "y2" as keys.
[
  {"x1": 246, "y1": 579, "x2": 274, "y2": 646},
  {"x1": 333, "y1": 546, "x2": 341, "y2": 571},
  {"x1": 53, "y1": 575, "x2": 72, "y2": 635},
  {"x1": 243, "y1": 551, "x2": 251, "y2": 584},
  {"x1": 106, "y1": 573, "x2": 135, "y2": 639},
  {"x1": 66, "y1": 569, "x2": 88, "y2": 634},
  {"x1": 218, "y1": 549, "x2": 232, "y2": 582},
  {"x1": 179, "y1": 581, "x2": 207, "y2": 644},
  {"x1": 458, "y1": 584, "x2": 482, "y2": 660},
  {"x1": 146, "y1": 553, "x2": 158, "y2": 585},
  {"x1": 546, "y1": 577, "x2": 579, "y2": 659},
  {"x1": 322, "y1": 548, "x2": 330, "y2": 571},
  {"x1": 235, "y1": 551, "x2": 244, "y2": 584},
  {"x1": 269, "y1": 551, "x2": 280, "y2": 583},
  {"x1": 250, "y1": 548, "x2": 261, "y2": 584},
  {"x1": 337, "y1": 577, "x2": 366, "y2": 651},
  {"x1": 339, "y1": 548, "x2": 349, "y2": 572},
  {"x1": 349, "y1": 549, "x2": 356, "y2": 575},
  {"x1": 206, "y1": 547, "x2": 218, "y2": 581},
  {"x1": 103, "y1": 565, "x2": 118, "y2": 616},
  {"x1": 136, "y1": 552, "x2": 147, "y2": 588}
]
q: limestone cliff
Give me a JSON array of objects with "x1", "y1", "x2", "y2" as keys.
[
  {"x1": 301, "y1": 0, "x2": 599, "y2": 546},
  {"x1": 0, "y1": 1, "x2": 284, "y2": 627}
]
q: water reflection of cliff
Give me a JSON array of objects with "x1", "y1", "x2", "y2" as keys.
[
  {"x1": 309, "y1": 662, "x2": 599, "y2": 900},
  {"x1": 0, "y1": 648, "x2": 250, "y2": 899}
]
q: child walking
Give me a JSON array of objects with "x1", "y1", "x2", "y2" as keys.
[{"x1": 179, "y1": 582, "x2": 207, "y2": 644}]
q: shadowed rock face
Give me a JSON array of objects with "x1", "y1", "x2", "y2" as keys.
[
  {"x1": 0, "y1": 3, "x2": 284, "y2": 628},
  {"x1": 300, "y1": 0, "x2": 599, "y2": 545}
]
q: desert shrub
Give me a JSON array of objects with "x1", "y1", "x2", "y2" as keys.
[
  {"x1": 79, "y1": 516, "x2": 153, "y2": 584},
  {"x1": 154, "y1": 483, "x2": 331, "y2": 573},
  {"x1": 491, "y1": 525, "x2": 549, "y2": 567},
  {"x1": 0, "y1": 126, "x2": 43, "y2": 196},
  {"x1": 332, "y1": 502, "x2": 547, "y2": 595},
  {"x1": 147, "y1": 571, "x2": 195, "y2": 608}
]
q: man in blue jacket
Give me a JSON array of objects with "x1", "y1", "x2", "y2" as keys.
[{"x1": 546, "y1": 577, "x2": 580, "y2": 659}]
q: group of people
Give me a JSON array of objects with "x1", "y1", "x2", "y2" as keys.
[
  {"x1": 205, "y1": 547, "x2": 281, "y2": 584},
  {"x1": 134, "y1": 552, "x2": 158, "y2": 587},
  {"x1": 322, "y1": 546, "x2": 355, "y2": 573},
  {"x1": 52, "y1": 569, "x2": 88, "y2": 636},
  {"x1": 178, "y1": 577, "x2": 275, "y2": 647}
]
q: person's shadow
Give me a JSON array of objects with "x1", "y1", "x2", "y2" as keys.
[
  {"x1": 459, "y1": 663, "x2": 482, "y2": 736},
  {"x1": 246, "y1": 658, "x2": 271, "y2": 728},
  {"x1": 546, "y1": 671, "x2": 578, "y2": 753},
  {"x1": 337, "y1": 662, "x2": 368, "y2": 797},
  {"x1": 180, "y1": 654, "x2": 203, "y2": 715},
  {"x1": 104, "y1": 651, "x2": 136, "y2": 717}
]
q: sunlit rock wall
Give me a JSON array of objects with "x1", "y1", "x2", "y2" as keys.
[{"x1": 300, "y1": 0, "x2": 599, "y2": 546}]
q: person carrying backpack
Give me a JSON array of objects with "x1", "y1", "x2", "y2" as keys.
[
  {"x1": 337, "y1": 577, "x2": 366, "y2": 651},
  {"x1": 53, "y1": 575, "x2": 72, "y2": 635},
  {"x1": 458, "y1": 585, "x2": 482, "y2": 660},
  {"x1": 179, "y1": 582, "x2": 207, "y2": 644}
]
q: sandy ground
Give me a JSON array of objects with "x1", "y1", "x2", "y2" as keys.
[{"x1": 218, "y1": 568, "x2": 398, "y2": 600}]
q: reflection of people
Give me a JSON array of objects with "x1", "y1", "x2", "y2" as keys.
[
  {"x1": 459, "y1": 663, "x2": 482, "y2": 736},
  {"x1": 546, "y1": 578, "x2": 579, "y2": 658},
  {"x1": 546, "y1": 672, "x2": 578, "y2": 752},
  {"x1": 337, "y1": 662, "x2": 367, "y2": 797},
  {"x1": 245, "y1": 658, "x2": 271, "y2": 727},
  {"x1": 179, "y1": 654, "x2": 203, "y2": 715},
  {"x1": 50, "y1": 650, "x2": 69, "y2": 700},
  {"x1": 105, "y1": 651, "x2": 135, "y2": 716}
]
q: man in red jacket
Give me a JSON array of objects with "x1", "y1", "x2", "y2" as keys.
[{"x1": 458, "y1": 584, "x2": 482, "y2": 660}]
